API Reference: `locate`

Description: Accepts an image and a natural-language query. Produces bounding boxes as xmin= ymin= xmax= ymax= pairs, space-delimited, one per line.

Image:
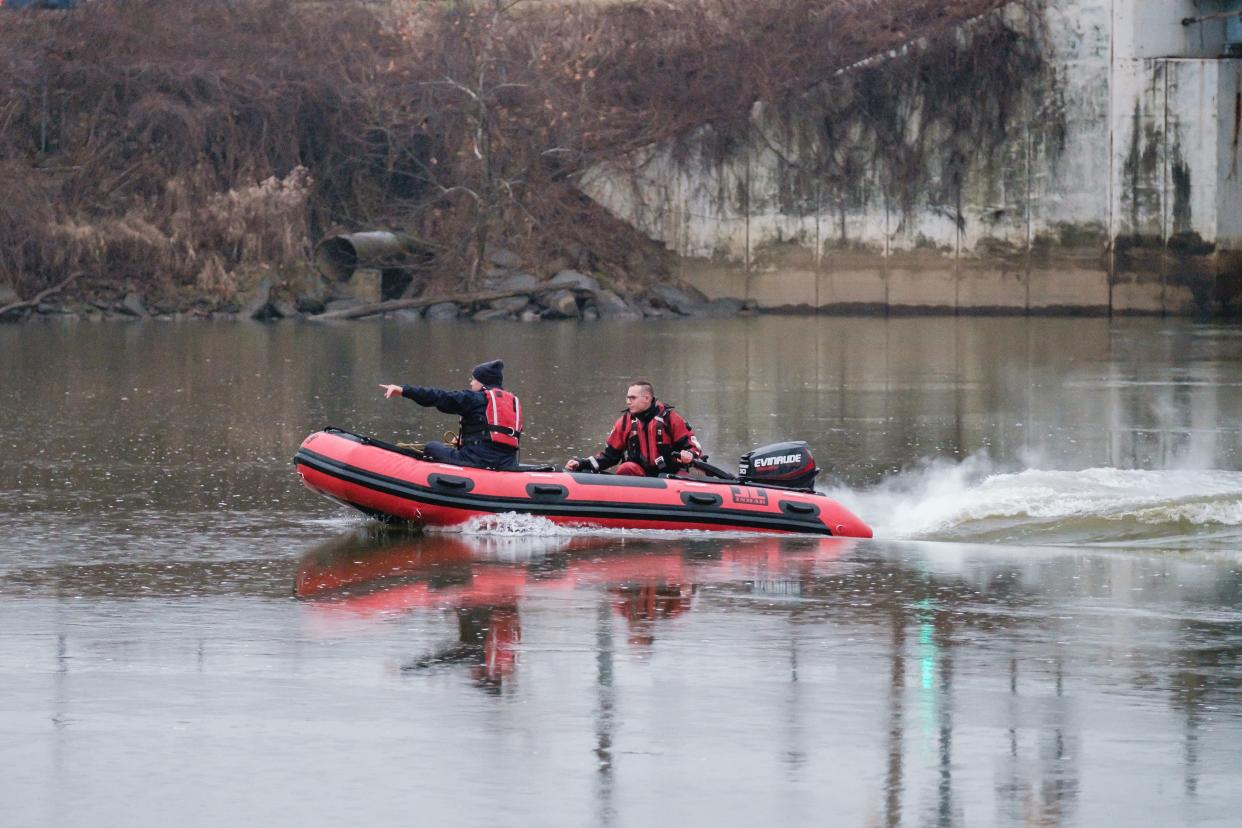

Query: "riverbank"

xmin=0 ymin=0 xmax=1007 ymax=322
xmin=0 ymin=266 xmax=750 ymax=323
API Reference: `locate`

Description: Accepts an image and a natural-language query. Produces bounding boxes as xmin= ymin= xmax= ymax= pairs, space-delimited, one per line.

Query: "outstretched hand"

xmin=379 ymin=384 xmax=404 ymax=399
xmin=565 ymin=458 xmax=580 ymax=471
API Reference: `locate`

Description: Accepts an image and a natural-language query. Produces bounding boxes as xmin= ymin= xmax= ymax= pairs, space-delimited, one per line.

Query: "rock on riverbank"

xmin=1 ymin=260 xmax=756 ymax=324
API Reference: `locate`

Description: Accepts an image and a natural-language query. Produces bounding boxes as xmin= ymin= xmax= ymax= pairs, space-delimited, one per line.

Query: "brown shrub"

xmin=0 ymin=0 xmax=1020 ymax=303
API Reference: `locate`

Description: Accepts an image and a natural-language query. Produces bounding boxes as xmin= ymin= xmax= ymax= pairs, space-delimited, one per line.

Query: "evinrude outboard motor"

xmin=737 ymin=441 xmax=819 ymax=491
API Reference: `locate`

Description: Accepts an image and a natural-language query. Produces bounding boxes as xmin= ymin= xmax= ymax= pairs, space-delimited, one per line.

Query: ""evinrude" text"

xmin=752 ymin=454 xmax=803 ymax=468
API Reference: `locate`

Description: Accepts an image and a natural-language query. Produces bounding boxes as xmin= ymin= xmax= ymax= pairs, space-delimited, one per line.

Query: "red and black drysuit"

xmin=575 ymin=400 xmax=702 ymax=477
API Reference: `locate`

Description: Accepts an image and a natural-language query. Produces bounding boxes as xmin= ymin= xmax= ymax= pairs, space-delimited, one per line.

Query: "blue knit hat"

xmin=472 ymin=359 xmax=504 ymax=387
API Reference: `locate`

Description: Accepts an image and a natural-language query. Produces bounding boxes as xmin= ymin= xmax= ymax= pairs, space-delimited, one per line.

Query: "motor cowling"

xmin=738 ymin=441 xmax=819 ymax=490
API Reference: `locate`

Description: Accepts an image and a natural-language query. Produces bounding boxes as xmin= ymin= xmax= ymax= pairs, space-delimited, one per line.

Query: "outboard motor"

xmin=737 ymin=441 xmax=819 ymax=491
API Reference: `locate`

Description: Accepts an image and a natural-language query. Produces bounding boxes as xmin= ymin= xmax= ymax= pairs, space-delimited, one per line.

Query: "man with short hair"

xmin=566 ymin=381 xmax=702 ymax=476
xmin=380 ymin=359 xmax=522 ymax=470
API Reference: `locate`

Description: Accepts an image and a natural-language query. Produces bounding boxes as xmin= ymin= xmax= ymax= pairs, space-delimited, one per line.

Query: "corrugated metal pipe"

xmin=314 ymin=231 xmax=429 ymax=281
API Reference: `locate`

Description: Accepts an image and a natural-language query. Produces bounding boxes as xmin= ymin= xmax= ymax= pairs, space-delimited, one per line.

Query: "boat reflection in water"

xmin=294 ymin=529 xmax=850 ymax=690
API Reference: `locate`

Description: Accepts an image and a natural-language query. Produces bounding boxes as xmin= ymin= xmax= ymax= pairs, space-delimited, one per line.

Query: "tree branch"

xmin=0 ymin=273 xmax=78 ymax=319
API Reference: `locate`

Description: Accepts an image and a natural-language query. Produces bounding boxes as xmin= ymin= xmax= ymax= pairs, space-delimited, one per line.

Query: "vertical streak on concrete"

xmin=744 ymin=133 xmax=752 ymax=293
xmin=1107 ymin=0 xmax=1118 ymax=313
xmin=1161 ymin=60 xmax=1169 ymax=315
xmin=1025 ymin=101 xmax=1033 ymax=313
xmin=1232 ymin=72 xmax=1241 ymax=181
xmin=884 ymin=191 xmax=892 ymax=310
xmin=816 ymin=179 xmax=823 ymax=309
xmin=681 ymin=168 xmax=690 ymax=277
xmin=954 ymin=163 xmax=962 ymax=313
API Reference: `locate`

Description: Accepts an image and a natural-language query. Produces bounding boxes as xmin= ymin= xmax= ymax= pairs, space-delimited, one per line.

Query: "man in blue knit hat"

xmin=380 ymin=359 xmax=522 ymax=470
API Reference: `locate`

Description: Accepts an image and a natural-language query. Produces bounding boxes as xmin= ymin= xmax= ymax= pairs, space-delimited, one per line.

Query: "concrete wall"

xmin=581 ymin=0 xmax=1242 ymax=315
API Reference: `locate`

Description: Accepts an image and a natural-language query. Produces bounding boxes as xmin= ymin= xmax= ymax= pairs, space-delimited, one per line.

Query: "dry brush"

xmin=0 ymin=0 xmax=1020 ymax=307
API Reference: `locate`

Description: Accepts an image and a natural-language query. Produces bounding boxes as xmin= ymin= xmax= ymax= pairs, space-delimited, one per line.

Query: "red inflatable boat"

xmin=294 ymin=428 xmax=873 ymax=537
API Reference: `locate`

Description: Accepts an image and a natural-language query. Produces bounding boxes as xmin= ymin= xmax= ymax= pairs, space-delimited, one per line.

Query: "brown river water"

xmin=2 ymin=316 xmax=1242 ymax=826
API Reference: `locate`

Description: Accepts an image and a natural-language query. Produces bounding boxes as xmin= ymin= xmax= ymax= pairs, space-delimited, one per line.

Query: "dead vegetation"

xmin=0 ymin=0 xmax=1021 ymax=307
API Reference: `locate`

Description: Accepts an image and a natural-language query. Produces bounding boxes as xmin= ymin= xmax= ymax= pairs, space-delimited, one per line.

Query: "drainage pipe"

xmin=314 ymin=232 xmax=428 ymax=281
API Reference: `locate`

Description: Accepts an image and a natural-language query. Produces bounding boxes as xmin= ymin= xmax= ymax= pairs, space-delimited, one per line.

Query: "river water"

xmin=3 ymin=316 xmax=1242 ymax=826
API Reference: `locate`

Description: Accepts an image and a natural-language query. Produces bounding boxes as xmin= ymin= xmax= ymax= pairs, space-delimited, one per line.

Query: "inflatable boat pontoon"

xmin=294 ymin=428 xmax=873 ymax=537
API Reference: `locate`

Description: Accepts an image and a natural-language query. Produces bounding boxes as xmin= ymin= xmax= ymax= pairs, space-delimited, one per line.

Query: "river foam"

xmin=828 ymin=454 xmax=1242 ymax=548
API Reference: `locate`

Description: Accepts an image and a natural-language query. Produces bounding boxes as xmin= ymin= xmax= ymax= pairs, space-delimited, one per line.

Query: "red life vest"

xmin=624 ymin=403 xmax=675 ymax=471
xmin=482 ymin=388 xmax=522 ymax=448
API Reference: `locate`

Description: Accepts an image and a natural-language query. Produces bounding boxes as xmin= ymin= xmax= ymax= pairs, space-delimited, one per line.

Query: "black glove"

xmin=572 ymin=456 xmax=600 ymax=473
